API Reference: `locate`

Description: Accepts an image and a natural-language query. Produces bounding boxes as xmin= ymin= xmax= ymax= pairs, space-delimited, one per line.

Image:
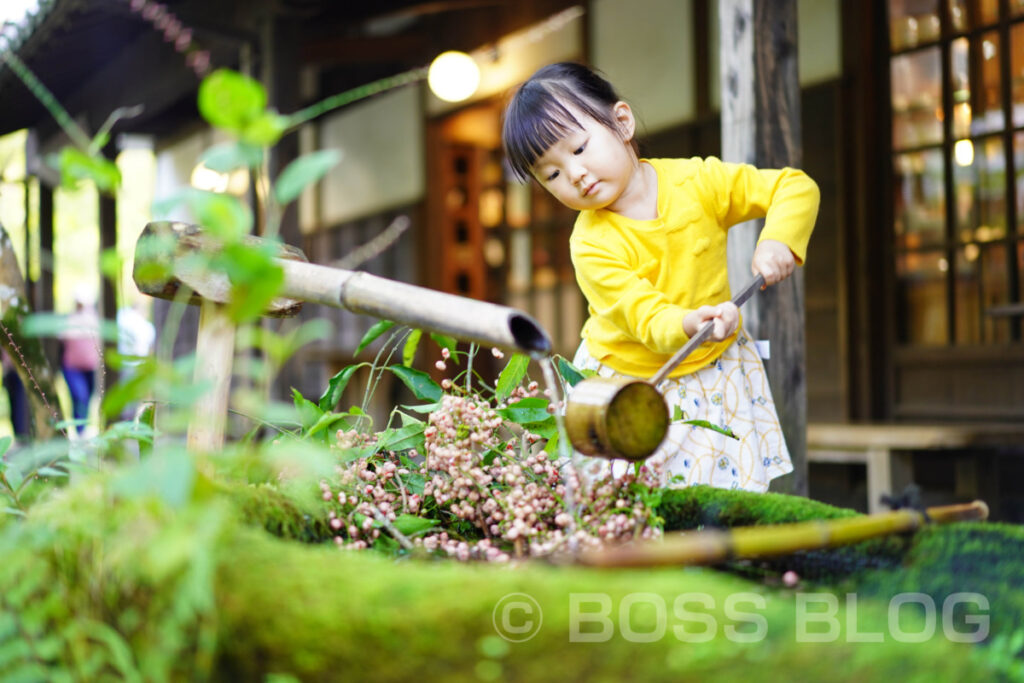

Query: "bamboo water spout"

xmin=133 ymin=221 xmax=552 ymax=355
xmin=573 ymin=500 xmax=990 ymax=568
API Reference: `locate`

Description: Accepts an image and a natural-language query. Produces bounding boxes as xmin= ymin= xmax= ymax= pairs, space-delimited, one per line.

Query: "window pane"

xmin=897 ymin=249 xmax=949 ymax=345
xmin=895 ymin=150 xmax=946 ymax=249
xmin=951 ymin=0 xmax=1000 ymax=30
xmin=954 ymin=137 xmax=1007 ymax=244
xmin=955 ymin=243 xmax=1010 ymax=343
xmin=1012 ymin=0 xmax=1024 ymax=18
xmin=892 ymin=48 xmax=943 ymax=148
xmin=1012 ymin=24 xmax=1024 ymax=127
xmin=952 ymin=32 xmax=1003 ymax=135
xmin=1014 ymin=132 xmax=1024 ymax=236
xmin=890 ymin=0 xmax=940 ymax=50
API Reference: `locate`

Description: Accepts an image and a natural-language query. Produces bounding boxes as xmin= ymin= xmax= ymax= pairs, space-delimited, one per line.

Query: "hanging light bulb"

xmin=428 ymin=51 xmax=480 ymax=103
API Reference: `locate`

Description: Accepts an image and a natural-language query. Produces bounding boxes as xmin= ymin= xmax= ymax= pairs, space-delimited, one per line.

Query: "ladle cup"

xmin=564 ymin=273 xmax=766 ymax=461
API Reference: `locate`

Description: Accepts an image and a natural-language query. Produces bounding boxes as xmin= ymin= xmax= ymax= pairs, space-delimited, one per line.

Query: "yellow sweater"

xmin=569 ymin=156 xmax=819 ymax=378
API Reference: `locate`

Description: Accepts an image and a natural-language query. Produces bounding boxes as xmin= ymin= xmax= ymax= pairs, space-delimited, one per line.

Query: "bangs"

xmin=502 ymin=82 xmax=611 ymax=182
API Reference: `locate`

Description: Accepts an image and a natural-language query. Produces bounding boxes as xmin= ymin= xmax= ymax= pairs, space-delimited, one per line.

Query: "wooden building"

xmin=1 ymin=0 xmax=1022 ymax=515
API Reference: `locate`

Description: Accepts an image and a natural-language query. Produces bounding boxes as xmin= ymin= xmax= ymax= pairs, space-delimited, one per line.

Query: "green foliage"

xmin=494 ymin=352 xmax=530 ymax=402
xmin=53 ymin=147 xmax=122 ymax=192
xmin=198 ymin=69 xmax=265 ymax=127
xmin=273 ymin=150 xmax=342 ymax=205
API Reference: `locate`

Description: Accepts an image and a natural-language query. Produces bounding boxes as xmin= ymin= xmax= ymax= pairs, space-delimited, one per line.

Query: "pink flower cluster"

xmin=319 ymin=386 xmax=665 ymax=562
xmin=127 ymin=0 xmax=210 ymax=77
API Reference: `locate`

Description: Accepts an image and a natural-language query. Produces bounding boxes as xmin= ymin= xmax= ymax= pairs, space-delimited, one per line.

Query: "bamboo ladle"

xmin=565 ymin=273 xmax=766 ymax=461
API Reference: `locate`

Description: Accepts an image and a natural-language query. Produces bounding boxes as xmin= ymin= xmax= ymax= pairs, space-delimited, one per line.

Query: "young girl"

xmin=501 ymin=62 xmax=819 ymax=493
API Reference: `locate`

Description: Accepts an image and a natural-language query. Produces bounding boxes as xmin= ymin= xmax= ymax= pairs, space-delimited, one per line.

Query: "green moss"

xmin=0 ymin=475 xmax=1018 ymax=680
xmin=213 ymin=529 xmax=986 ymax=683
xmin=222 ymin=481 xmax=333 ymax=543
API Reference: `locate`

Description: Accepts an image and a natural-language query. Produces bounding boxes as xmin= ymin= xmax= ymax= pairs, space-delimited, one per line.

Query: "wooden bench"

xmin=807 ymin=423 xmax=1024 ymax=514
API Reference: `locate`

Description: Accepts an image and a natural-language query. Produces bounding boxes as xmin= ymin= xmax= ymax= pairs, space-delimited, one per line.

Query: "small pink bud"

xmin=435 ymin=360 xmax=447 ymax=371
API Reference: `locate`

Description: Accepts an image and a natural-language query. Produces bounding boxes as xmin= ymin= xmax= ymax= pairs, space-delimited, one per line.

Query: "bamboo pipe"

xmin=574 ymin=500 xmax=989 ymax=568
xmin=133 ymin=221 xmax=552 ymax=355
xmin=277 ymin=258 xmax=551 ymax=354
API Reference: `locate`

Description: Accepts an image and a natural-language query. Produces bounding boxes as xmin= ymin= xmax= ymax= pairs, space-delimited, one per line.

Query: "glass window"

xmin=892 ymin=48 xmax=943 ymax=149
xmin=951 ymin=32 xmax=1003 ymax=135
xmin=954 ymin=136 xmax=1007 ymax=244
xmin=1011 ymin=23 xmax=1024 ymax=128
xmin=895 ymin=150 xmax=946 ymax=249
xmin=955 ymin=243 xmax=1010 ymax=343
xmin=891 ymin=0 xmax=1024 ymax=346
xmin=890 ymin=0 xmax=940 ymax=50
xmin=897 ymin=249 xmax=949 ymax=345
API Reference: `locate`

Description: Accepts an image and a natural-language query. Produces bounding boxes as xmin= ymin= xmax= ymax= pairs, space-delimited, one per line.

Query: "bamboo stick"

xmin=575 ymin=500 xmax=989 ymax=569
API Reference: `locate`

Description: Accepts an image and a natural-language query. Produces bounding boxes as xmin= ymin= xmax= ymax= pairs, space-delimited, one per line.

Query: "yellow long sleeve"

xmin=569 ymin=156 xmax=819 ymax=378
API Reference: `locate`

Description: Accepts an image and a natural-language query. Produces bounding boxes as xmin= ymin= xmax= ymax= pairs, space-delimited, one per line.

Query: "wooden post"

xmin=187 ymin=301 xmax=236 ymax=452
xmin=720 ymin=0 xmax=807 ymax=495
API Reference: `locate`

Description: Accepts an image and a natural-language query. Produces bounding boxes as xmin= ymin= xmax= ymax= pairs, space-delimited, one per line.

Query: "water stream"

xmin=537 ymin=355 xmax=580 ymax=551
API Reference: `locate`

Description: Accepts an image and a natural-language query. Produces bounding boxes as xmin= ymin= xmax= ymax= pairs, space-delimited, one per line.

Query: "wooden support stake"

xmin=187 ymin=301 xmax=236 ymax=452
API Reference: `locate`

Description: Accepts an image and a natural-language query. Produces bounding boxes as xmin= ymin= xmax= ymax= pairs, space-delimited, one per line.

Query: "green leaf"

xmin=672 ymin=405 xmax=684 ymax=421
xmin=519 ymin=418 xmax=557 ymax=439
xmin=388 ymin=365 xmax=443 ymax=402
xmin=53 ymin=147 xmax=121 ymax=192
xmin=496 ymin=397 xmax=551 ymax=425
xmin=392 ymin=514 xmax=439 ymax=536
xmin=544 ymin=432 xmax=560 ymax=456
xmin=429 ymin=333 xmax=458 ymax=358
xmin=402 ymin=329 xmax=422 ymax=368
xmin=200 ymin=141 xmax=263 ymax=173
xmin=241 ymin=110 xmax=289 ymax=146
xmin=401 ymin=401 xmax=441 ymax=414
xmin=111 ymin=448 xmax=195 ymax=507
xmin=2 ymin=507 xmax=25 ymax=517
xmin=682 ymin=419 xmax=737 ymax=439
xmin=292 ymin=388 xmax=324 ymax=432
xmin=100 ymin=247 xmax=123 ymax=281
xmin=0 ymin=435 xmax=11 ymax=459
xmin=355 ymin=320 xmax=396 ymax=356
xmin=305 ymin=411 xmax=348 ymax=440
xmin=377 ymin=423 xmax=425 ymax=453
xmin=318 ymin=364 xmax=362 ymax=411
xmin=184 ymin=189 xmax=253 ymax=241
xmin=495 ymin=353 xmax=530 ymax=402
xmin=555 ymin=355 xmax=586 ymax=387
xmin=35 ymin=466 xmax=68 ymax=478
xmin=273 ymin=149 xmax=342 ymax=205
xmin=217 ymin=242 xmax=285 ymax=323
xmin=197 ymin=69 xmax=267 ymax=133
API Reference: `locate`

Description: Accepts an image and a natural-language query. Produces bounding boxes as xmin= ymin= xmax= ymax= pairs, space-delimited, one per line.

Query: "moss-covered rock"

xmin=0 ymin=472 xmax=1012 ymax=681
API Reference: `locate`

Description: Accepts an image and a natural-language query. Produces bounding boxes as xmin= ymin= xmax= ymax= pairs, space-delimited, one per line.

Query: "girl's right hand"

xmin=683 ymin=302 xmax=739 ymax=341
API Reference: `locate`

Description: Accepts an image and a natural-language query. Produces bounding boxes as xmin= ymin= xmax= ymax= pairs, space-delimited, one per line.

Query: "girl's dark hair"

xmin=501 ymin=62 xmax=632 ymax=181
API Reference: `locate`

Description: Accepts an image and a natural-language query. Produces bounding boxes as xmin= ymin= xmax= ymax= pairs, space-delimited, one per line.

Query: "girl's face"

xmin=530 ymin=101 xmax=641 ymax=213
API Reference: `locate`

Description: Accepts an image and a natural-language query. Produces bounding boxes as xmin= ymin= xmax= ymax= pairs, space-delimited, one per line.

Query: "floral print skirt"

xmin=571 ymin=329 xmax=792 ymax=492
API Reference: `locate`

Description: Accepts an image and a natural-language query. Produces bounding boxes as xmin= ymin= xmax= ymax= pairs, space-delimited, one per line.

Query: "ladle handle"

xmin=649 ymin=273 xmax=766 ymax=386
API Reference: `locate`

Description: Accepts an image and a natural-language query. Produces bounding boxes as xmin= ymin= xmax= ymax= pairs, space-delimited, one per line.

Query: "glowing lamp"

xmin=428 ymin=51 xmax=480 ymax=102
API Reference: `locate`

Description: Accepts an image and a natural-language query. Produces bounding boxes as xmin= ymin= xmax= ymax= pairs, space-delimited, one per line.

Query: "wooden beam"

xmin=719 ymin=0 xmax=807 ymax=496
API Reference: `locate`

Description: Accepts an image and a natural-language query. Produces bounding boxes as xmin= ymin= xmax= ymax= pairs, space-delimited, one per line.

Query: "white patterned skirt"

xmin=570 ymin=330 xmax=792 ymax=493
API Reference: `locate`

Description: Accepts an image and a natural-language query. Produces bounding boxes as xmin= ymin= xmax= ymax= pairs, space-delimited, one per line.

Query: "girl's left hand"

xmin=751 ymin=239 xmax=796 ymax=285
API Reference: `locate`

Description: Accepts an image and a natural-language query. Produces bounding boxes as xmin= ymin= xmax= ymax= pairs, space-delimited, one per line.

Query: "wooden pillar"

xmin=99 ymin=156 xmax=118 ymax=390
xmin=720 ymin=0 xmax=807 ymax=495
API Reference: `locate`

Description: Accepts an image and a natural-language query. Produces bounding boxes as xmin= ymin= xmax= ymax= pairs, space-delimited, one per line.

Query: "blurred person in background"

xmin=59 ymin=287 xmax=101 ymax=435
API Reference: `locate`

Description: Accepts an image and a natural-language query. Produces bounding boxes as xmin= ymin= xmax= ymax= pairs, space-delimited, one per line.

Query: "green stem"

xmin=0 ymin=50 xmax=93 ymax=150
xmin=285 ymin=67 xmax=428 ymax=130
